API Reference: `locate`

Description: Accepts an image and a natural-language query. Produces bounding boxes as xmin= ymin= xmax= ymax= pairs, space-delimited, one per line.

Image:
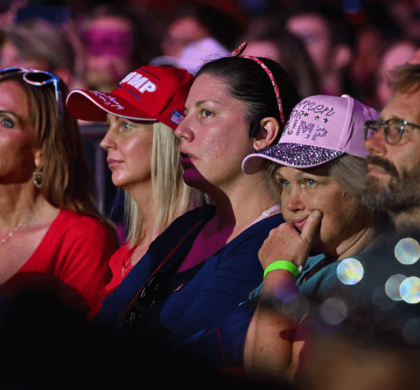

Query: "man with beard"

xmin=363 ymin=63 xmax=420 ymax=231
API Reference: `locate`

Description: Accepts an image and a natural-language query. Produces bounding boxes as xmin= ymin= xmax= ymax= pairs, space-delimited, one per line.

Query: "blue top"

xmin=297 ymin=254 xmax=327 ymax=293
xmin=297 ymin=231 xmax=420 ymax=306
xmin=222 ymin=229 xmax=420 ymax=366
xmin=291 ymin=230 xmax=420 ymax=346
xmin=95 ymin=205 xmax=284 ymax=366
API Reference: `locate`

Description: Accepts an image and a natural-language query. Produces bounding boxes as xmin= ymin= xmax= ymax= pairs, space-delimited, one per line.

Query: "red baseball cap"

xmin=66 ymin=66 xmax=194 ymax=130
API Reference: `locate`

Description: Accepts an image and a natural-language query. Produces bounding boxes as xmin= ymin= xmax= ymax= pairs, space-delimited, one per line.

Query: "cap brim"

xmin=242 ymin=143 xmax=343 ymax=174
xmin=66 ymin=90 xmax=158 ymax=122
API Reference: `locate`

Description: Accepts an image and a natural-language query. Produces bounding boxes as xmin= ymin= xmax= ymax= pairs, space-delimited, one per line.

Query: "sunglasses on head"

xmin=0 ymin=67 xmax=63 ymax=122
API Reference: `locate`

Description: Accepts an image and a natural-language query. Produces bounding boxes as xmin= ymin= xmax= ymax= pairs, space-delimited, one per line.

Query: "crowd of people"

xmin=1 ymin=0 xmax=420 ymax=389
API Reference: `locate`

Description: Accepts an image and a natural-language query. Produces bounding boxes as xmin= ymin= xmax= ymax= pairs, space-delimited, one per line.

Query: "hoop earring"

xmin=33 ymin=172 xmax=42 ymax=189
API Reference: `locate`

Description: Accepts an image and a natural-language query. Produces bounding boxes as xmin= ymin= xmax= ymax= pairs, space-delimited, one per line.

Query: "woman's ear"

xmin=253 ymin=117 xmax=280 ymax=151
xmin=34 ymin=148 xmax=44 ymax=169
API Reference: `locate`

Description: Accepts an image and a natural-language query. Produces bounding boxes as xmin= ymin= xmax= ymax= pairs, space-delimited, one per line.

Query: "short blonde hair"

xmin=125 ymin=121 xmax=204 ymax=247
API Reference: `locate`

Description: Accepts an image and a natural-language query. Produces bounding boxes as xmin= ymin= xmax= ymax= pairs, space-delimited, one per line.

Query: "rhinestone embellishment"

xmin=255 ymin=143 xmax=342 ymax=167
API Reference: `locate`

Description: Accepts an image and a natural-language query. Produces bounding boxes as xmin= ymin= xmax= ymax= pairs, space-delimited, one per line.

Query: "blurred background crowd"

xmin=0 ymin=0 xmax=417 ymax=239
xmin=2 ymin=1 xmax=420 ymax=389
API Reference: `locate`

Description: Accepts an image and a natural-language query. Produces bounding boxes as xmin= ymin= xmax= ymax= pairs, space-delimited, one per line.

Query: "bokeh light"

xmin=394 ymin=238 xmax=420 ymax=265
xmin=372 ymin=285 xmax=398 ymax=311
xmin=320 ymin=297 xmax=347 ymax=325
xmin=337 ymin=258 xmax=364 ymax=285
xmin=385 ymin=274 xmax=406 ymax=301
xmin=399 ymin=276 xmax=420 ymax=304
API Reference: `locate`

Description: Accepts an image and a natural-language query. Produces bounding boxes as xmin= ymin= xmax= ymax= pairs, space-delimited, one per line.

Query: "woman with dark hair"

xmin=95 ymin=43 xmax=300 ymax=364
xmin=0 ymin=68 xmax=116 ymax=311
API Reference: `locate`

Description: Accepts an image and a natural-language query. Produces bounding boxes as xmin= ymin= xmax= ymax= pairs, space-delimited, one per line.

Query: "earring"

xmin=33 ymin=172 xmax=42 ymax=189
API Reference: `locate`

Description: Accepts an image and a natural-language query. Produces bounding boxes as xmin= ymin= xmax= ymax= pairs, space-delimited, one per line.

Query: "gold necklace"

xmin=0 ymin=198 xmax=44 ymax=245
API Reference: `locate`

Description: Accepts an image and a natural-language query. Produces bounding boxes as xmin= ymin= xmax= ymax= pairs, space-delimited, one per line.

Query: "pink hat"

xmin=242 ymin=94 xmax=379 ymax=174
xmin=66 ymin=66 xmax=194 ymax=130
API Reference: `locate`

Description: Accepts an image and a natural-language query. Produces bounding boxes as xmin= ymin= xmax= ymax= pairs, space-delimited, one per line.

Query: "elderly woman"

xmin=94 ymin=43 xmax=300 ymax=364
xmin=0 ymin=68 xmax=116 ymax=311
xmin=66 ymin=65 xmax=204 ymax=316
xmin=242 ymin=94 xmax=380 ymax=380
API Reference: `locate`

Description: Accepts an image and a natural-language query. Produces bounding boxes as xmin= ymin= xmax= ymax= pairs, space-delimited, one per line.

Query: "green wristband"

xmin=264 ymin=261 xmax=299 ymax=278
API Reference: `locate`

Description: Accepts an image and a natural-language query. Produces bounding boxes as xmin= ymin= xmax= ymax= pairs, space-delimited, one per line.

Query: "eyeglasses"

xmin=364 ymin=118 xmax=420 ymax=145
xmin=124 ymin=271 xmax=169 ymax=333
xmin=0 ymin=67 xmax=63 ymax=122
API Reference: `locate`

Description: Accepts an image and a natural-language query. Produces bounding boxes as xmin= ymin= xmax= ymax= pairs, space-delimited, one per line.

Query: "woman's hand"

xmin=258 ymin=210 xmax=322 ymax=270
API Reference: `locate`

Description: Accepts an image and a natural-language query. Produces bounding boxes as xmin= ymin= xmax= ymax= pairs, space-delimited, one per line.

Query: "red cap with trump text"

xmin=66 ymin=66 xmax=194 ymax=130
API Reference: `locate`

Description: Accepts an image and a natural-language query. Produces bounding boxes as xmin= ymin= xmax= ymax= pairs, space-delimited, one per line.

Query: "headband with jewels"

xmin=242 ymin=94 xmax=379 ymax=173
xmin=231 ymin=42 xmax=285 ymax=126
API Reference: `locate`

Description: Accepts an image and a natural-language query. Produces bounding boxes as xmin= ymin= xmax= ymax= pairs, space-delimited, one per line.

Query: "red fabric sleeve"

xmin=51 ymin=215 xmax=115 ymax=309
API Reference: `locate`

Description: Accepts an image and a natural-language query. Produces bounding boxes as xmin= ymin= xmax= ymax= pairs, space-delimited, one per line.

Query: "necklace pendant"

xmin=0 ymin=197 xmax=44 ymax=246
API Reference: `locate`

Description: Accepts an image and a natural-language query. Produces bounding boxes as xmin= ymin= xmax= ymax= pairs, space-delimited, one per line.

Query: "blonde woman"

xmin=66 ymin=66 xmax=203 ymax=314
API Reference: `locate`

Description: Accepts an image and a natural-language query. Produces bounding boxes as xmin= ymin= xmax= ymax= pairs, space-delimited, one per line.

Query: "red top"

xmin=0 ymin=209 xmax=115 ymax=310
xmin=90 ymin=243 xmax=137 ymax=318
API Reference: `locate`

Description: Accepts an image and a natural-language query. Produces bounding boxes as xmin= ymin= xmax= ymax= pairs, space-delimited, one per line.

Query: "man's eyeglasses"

xmin=364 ymin=118 xmax=420 ymax=145
xmin=0 ymin=67 xmax=63 ymax=122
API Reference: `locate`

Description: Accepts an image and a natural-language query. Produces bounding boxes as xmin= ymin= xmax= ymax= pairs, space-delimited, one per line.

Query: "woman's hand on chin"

xmin=258 ymin=210 xmax=323 ymax=269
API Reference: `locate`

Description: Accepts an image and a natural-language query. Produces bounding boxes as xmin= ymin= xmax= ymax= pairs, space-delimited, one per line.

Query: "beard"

xmin=362 ymin=155 xmax=420 ymax=214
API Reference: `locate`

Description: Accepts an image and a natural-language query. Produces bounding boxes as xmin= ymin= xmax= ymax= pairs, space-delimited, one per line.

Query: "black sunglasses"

xmin=124 ymin=271 xmax=170 ymax=332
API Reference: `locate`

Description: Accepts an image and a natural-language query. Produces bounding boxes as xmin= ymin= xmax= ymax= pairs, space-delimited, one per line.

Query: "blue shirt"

xmin=95 ymin=205 xmax=284 ymax=366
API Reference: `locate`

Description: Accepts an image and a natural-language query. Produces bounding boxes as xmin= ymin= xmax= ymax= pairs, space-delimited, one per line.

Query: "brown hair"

xmin=388 ymin=63 xmax=420 ymax=94
xmin=0 ymin=71 xmax=105 ymax=222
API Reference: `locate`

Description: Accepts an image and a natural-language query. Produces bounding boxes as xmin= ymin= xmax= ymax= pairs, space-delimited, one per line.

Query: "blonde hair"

xmin=125 ymin=121 xmax=204 ymax=247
